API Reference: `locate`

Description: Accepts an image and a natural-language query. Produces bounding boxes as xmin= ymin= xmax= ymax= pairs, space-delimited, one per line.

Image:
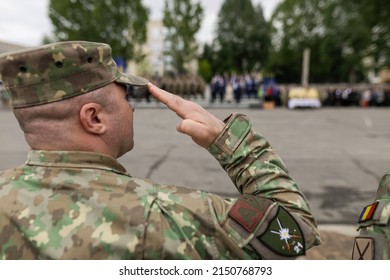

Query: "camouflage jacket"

xmin=0 ymin=113 xmax=320 ymax=259
xmin=352 ymin=171 xmax=390 ymax=259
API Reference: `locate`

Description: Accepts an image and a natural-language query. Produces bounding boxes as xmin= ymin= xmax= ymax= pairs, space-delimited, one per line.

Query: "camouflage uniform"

xmin=0 ymin=41 xmax=321 ymax=259
xmin=352 ymin=171 xmax=390 ymax=260
xmin=0 ymin=113 xmax=320 ymax=259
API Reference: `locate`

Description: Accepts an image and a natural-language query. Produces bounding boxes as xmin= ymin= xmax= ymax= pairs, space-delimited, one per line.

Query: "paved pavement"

xmin=1 ymin=101 xmax=389 ymax=238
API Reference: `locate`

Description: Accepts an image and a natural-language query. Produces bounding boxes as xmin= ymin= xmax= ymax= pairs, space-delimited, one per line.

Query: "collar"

xmin=26 ymin=150 xmax=129 ymax=175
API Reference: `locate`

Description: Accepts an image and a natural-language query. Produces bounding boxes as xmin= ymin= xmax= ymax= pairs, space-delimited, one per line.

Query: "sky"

xmin=0 ymin=0 xmax=280 ymax=47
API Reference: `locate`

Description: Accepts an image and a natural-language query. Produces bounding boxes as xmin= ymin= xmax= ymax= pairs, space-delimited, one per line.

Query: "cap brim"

xmin=115 ymin=73 xmax=149 ymax=87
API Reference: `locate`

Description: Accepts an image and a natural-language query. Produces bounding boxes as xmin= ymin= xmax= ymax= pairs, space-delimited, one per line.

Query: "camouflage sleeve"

xmin=352 ymin=172 xmax=390 ymax=260
xmin=207 ymin=113 xmax=321 ymax=259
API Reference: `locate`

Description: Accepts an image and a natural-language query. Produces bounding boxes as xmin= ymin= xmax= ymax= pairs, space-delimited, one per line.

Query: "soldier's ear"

xmin=79 ymin=103 xmax=107 ymax=135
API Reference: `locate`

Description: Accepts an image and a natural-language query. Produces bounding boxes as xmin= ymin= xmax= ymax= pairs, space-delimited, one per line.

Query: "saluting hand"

xmin=147 ymin=83 xmax=225 ymax=148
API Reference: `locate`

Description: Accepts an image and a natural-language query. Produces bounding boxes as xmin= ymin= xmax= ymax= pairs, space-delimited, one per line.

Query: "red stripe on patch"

xmin=229 ymin=201 xmax=262 ymax=232
xmin=366 ymin=201 xmax=378 ymax=220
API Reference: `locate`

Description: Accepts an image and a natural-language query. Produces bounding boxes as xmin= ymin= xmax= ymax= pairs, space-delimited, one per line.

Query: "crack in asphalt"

xmin=145 ymin=145 xmax=175 ymax=179
xmin=349 ymin=156 xmax=381 ymax=182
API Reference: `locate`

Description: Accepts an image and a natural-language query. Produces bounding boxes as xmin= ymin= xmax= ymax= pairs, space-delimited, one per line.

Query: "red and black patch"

xmin=228 ymin=195 xmax=272 ymax=233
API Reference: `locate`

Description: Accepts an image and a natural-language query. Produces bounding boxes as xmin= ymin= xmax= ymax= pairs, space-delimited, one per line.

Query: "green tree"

xmin=163 ymin=0 xmax=203 ymax=74
xmin=213 ymin=0 xmax=270 ymax=74
xmin=357 ymin=0 xmax=390 ymax=69
xmin=269 ymin=0 xmax=332 ymax=83
xmin=268 ymin=0 xmax=378 ymax=83
xmin=48 ymin=0 xmax=149 ymax=62
xmin=198 ymin=59 xmax=212 ymax=82
xmin=198 ymin=43 xmax=217 ymax=79
xmin=325 ymin=1 xmax=371 ymax=82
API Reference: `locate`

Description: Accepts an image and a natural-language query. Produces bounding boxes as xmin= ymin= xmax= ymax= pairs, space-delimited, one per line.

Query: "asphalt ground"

xmin=1 ymin=100 xmax=389 ymax=246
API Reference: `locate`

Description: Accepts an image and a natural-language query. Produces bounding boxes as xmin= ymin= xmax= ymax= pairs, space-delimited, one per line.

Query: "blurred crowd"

xmin=2 ymin=77 xmax=390 ymax=109
xmin=208 ymin=75 xmax=390 ymax=108
xmin=322 ymin=86 xmax=390 ymax=107
xmin=209 ymin=74 xmax=262 ymax=104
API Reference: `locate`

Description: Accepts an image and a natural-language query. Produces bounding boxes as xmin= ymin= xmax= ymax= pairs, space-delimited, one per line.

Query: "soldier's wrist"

xmin=207 ymin=113 xmax=251 ymax=159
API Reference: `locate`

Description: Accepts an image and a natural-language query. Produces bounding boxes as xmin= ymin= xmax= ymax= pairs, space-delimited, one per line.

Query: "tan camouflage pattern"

xmin=0 ymin=41 xmax=148 ymax=108
xmin=353 ymin=171 xmax=390 ymax=259
xmin=0 ymin=113 xmax=320 ymax=259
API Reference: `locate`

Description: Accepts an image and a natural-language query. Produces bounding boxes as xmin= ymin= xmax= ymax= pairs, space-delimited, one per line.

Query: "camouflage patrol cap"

xmin=0 ymin=41 xmax=148 ymax=108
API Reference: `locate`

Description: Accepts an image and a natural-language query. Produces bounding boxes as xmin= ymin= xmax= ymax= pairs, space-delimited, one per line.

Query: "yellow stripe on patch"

xmin=362 ymin=205 xmax=372 ymax=220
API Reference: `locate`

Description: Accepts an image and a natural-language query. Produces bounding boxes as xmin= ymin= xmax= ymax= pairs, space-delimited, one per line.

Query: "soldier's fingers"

xmin=176 ymin=119 xmax=211 ymax=148
xmin=148 ymin=83 xmax=183 ymax=113
xmin=148 ymin=82 xmax=173 ymax=104
xmin=148 ymin=83 xmax=188 ymax=117
xmin=177 ymin=119 xmax=199 ymax=135
xmin=148 ymin=82 xmax=225 ymax=143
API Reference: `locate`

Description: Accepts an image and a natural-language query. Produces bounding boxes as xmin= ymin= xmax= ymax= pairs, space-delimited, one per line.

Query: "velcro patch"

xmin=228 ymin=195 xmax=272 ymax=233
xmin=358 ymin=201 xmax=379 ymax=223
xmin=258 ymin=207 xmax=305 ymax=257
xmin=352 ymin=237 xmax=374 ymax=260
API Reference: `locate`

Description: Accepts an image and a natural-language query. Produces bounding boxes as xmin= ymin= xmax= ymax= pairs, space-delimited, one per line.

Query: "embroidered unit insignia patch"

xmin=258 ymin=207 xmax=305 ymax=257
xmin=352 ymin=237 xmax=374 ymax=260
xmin=228 ymin=195 xmax=272 ymax=232
xmin=358 ymin=201 xmax=379 ymax=223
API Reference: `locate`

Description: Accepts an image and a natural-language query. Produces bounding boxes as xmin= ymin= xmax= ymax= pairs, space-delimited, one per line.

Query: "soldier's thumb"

xmin=176 ymin=119 xmax=209 ymax=147
xmin=177 ymin=119 xmax=196 ymax=135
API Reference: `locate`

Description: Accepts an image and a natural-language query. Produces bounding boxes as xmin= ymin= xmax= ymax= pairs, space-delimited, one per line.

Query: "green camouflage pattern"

xmin=0 ymin=41 xmax=148 ymax=108
xmin=354 ymin=171 xmax=390 ymax=259
xmin=0 ymin=113 xmax=320 ymax=259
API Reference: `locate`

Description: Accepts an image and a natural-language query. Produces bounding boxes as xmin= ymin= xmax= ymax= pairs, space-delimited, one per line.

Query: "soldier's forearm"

xmin=207 ymin=113 xmax=317 ymax=227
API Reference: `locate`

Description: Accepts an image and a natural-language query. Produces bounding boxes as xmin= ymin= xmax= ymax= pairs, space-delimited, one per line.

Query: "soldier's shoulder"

xmin=0 ymin=165 xmax=27 ymax=182
xmin=353 ymin=198 xmax=390 ymax=259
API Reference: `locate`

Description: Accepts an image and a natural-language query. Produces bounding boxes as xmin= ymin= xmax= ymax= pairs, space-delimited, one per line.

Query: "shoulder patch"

xmin=258 ymin=206 xmax=305 ymax=257
xmin=358 ymin=201 xmax=379 ymax=223
xmin=352 ymin=237 xmax=374 ymax=260
xmin=228 ymin=195 xmax=272 ymax=233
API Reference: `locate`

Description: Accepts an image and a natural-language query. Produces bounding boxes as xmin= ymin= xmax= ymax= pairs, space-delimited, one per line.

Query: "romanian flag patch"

xmin=358 ymin=201 xmax=379 ymax=223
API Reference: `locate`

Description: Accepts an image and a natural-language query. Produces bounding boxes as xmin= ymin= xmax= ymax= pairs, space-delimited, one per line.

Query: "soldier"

xmin=352 ymin=172 xmax=390 ymax=259
xmin=0 ymin=41 xmax=320 ymax=259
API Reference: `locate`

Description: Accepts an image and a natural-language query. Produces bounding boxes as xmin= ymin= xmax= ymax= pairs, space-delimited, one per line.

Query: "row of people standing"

xmin=323 ymin=86 xmax=390 ymax=107
xmin=210 ymin=74 xmax=260 ymax=104
xmin=128 ymin=74 xmax=207 ymax=102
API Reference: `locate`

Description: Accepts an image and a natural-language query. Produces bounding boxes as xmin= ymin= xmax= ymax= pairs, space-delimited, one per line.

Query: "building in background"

xmin=0 ymin=41 xmax=26 ymax=56
xmin=127 ymin=20 xmax=198 ymax=77
xmin=127 ymin=20 xmax=166 ymax=77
